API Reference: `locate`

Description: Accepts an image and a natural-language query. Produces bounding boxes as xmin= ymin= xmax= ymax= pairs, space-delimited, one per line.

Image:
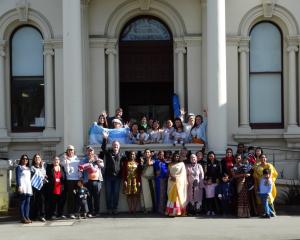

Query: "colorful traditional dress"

xmin=122 ymin=160 xmax=141 ymax=195
xmin=233 ymin=163 xmax=251 ymax=218
xmin=165 ymin=162 xmax=188 ymax=216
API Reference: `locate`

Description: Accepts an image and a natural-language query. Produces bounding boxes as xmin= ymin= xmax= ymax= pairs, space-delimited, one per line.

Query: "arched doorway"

xmin=119 ymin=16 xmax=173 ymax=123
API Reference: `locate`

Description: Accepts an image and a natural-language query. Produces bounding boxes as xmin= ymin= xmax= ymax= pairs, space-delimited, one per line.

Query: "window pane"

xmin=11 ymin=77 xmax=45 ymax=129
xmin=249 ymin=74 xmax=281 ymax=123
xmin=12 ymin=27 xmax=43 ymax=76
xmin=250 ymin=22 xmax=281 ymax=72
xmin=121 ymin=18 xmax=171 ymax=41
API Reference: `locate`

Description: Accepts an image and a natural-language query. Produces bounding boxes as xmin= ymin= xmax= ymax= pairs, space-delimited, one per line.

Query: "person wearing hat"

xmin=107 ymin=118 xmax=130 ymax=144
xmin=61 ymin=145 xmax=81 ymax=219
xmin=107 ymin=107 xmax=125 ymax=128
xmin=79 ymin=146 xmax=104 ymax=217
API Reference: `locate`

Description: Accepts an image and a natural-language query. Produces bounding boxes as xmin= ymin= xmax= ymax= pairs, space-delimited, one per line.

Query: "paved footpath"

xmin=0 ymin=215 xmax=300 ymax=240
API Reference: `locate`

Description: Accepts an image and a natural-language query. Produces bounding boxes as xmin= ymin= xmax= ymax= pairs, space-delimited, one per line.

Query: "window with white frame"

xmin=10 ymin=26 xmax=45 ymax=132
xmin=249 ymin=22 xmax=283 ymax=129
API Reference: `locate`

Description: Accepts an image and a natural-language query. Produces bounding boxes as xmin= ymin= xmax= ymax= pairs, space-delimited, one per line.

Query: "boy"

xmin=74 ymin=180 xmax=89 ymax=219
xmin=258 ymin=169 xmax=275 ymax=218
xmin=216 ymin=173 xmax=233 ymax=216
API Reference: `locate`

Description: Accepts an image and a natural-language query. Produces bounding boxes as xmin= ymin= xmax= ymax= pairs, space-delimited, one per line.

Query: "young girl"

xmin=162 ymin=120 xmax=174 ymax=144
xmin=30 ymin=153 xmax=47 ymax=222
xmin=204 ymin=177 xmax=218 ymax=216
xmin=186 ymin=154 xmax=204 ymax=214
xmin=16 ymin=154 xmax=32 ymax=223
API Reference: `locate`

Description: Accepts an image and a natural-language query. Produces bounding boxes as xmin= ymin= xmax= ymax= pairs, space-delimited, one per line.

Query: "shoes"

xmin=211 ymin=211 xmax=216 ymax=216
xmin=76 ymin=215 xmax=81 ymax=220
xmin=40 ymin=217 xmax=46 ymax=222
xmin=60 ymin=215 xmax=67 ymax=219
xmin=87 ymin=213 xmax=93 ymax=218
xmin=82 ymin=214 xmax=87 ymax=219
xmin=260 ymin=214 xmax=271 ymax=219
xmin=26 ymin=218 xmax=32 ymax=223
xmin=69 ymin=214 xmax=76 ymax=219
xmin=21 ymin=218 xmax=30 ymax=224
xmin=112 ymin=209 xmax=118 ymax=215
xmin=51 ymin=215 xmax=57 ymax=220
xmin=206 ymin=211 xmax=211 ymax=216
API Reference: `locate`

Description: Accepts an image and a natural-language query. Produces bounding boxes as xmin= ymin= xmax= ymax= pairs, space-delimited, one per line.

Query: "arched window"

xmin=10 ymin=26 xmax=45 ymax=132
xmin=249 ymin=22 xmax=283 ymax=128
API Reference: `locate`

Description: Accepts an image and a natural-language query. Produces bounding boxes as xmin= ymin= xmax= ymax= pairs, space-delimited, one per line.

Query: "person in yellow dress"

xmin=122 ymin=151 xmax=142 ymax=213
xmin=165 ymin=152 xmax=188 ymax=216
xmin=253 ymin=154 xmax=278 ymax=215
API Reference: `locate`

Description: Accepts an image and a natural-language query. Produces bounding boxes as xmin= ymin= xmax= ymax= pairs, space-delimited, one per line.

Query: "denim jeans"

xmin=259 ymin=193 xmax=274 ymax=216
xmin=105 ymin=175 xmax=121 ymax=210
xmin=20 ymin=194 xmax=31 ymax=219
xmin=87 ymin=180 xmax=101 ymax=214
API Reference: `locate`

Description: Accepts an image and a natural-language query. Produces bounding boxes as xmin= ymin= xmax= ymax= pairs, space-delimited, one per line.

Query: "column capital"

xmin=287 ymin=46 xmax=298 ymax=53
xmin=238 ymin=46 xmax=249 ymax=53
xmin=175 ymin=47 xmax=186 ymax=54
xmin=238 ymin=37 xmax=250 ymax=53
xmin=43 ymin=42 xmax=55 ymax=56
xmin=105 ymin=47 xmax=117 ymax=55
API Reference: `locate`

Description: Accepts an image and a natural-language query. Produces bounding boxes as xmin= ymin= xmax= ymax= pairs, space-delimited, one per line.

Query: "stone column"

xmin=105 ymin=45 xmax=117 ymax=116
xmin=287 ymin=44 xmax=298 ymax=128
xmin=0 ymin=41 xmax=7 ymax=136
xmin=201 ymin=0 xmax=208 ymax=110
xmin=175 ymin=44 xmax=186 ymax=110
xmin=43 ymin=43 xmax=55 ymax=134
xmin=206 ymin=0 xmax=227 ymax=153
xmin=63 ymin=0 xmax=84 ymax=152
xmin=238 ymin=38 xmax=251 ymax=131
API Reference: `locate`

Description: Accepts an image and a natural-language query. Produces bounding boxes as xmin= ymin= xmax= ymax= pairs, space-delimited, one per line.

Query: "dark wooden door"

xmin=119 ymin=41 xmax=173 ymax=122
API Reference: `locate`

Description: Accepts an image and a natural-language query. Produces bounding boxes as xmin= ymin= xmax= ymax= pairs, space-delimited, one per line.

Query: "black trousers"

xmin=30 ymin=187 xmax=46 ymax=219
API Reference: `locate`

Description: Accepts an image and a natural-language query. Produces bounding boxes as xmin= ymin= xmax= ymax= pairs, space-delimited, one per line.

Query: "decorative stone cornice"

xmin=286 ymin=35 xmax=300 ymax=47
xmin=174 ymin=38 xmax=186 ymax=48
xmin=238 ymin=37 xmax=250 ymax=52
xmin=226 ymin=36 xmax=241 ymax=46
xmin=43 ymin=39 xmax=63 ymax=49
xmin=184 ymin=36 xmax=202 ymax=47
xmin=0 ymin=40 xmax=6 ymax=57
xmin=16 ymin=0 xmax=29 ymax=22
xmin=138 ymin=0 xmax=151 ymax=11
xmin=89 ymin=38 xmax=107 ymax=48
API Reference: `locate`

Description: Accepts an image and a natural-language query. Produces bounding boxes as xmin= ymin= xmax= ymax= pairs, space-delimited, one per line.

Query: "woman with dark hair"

xmin=141 ymin=149 xmax=155 ymax=213
xmin=170 ymin=117 xmax=187 ymax=146
xmin=254 ymin=147 xmax=263 ymax=163
xmin=46 ymin=156 xmax=67 ymax=219
xmin=232 ymin=154 xmax=251 ymax=218
xmin=221 ymin=148 xmax=235 ymax=177
xmin=16 ymin=154 xmax=32 ymax=223
xmin=189 ymin=110 xmax=208 ymax=144
xmin=165 ymin=152 xmax=188 ymax=216
xmin=88 ymin=113 xmax=109 ymax=145
xmin=149 ymin=120 xmax=162 ymax=143
xmin=206 ymin=151 xmax=222 ymax=183
xmin=128 ymin=122 xmax=139 ymax=144
xmin=30 ymin=153 xmax=47 ymax=222
xmin=122 ymin=151 xmax=142 ymax=213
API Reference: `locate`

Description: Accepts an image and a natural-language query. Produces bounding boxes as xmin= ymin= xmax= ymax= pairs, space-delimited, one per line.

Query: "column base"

xmin=0 ymin=128 xmax=8 ymax=137
xmin=285 ymin=124 xmax=300 ymax=134
xmin=43 ymin=128 xmax=56 ymax=137
xmin=237 ymin=125 xmax=252 ymax=134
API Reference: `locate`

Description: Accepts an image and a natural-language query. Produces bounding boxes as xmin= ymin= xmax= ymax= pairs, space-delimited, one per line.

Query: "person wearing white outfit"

xmin=16 ymin=154 xmax=33 ymax=224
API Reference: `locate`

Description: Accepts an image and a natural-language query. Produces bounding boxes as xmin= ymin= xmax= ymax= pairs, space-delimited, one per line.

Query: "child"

xmin=258 ymin=169 xmax=275 ymax=218
xmin=137 ymin=126 xmax=149 ymax=145
xmin=73 ymin=180 xmax=89 ymax=219
xmin=204 ymin=177 xmax=218 ymax=216
xmin=216 ymin=173 xmax=233 ymax=216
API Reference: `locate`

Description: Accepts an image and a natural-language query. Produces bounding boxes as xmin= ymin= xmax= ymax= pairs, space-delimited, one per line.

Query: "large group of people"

xmin=15 ymin=108 xmax=278 ymax=223
xmin=88 ymin=108 xmax=208 ymax=146
xmin=16 ymin=138 xmax=278 ymax=224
